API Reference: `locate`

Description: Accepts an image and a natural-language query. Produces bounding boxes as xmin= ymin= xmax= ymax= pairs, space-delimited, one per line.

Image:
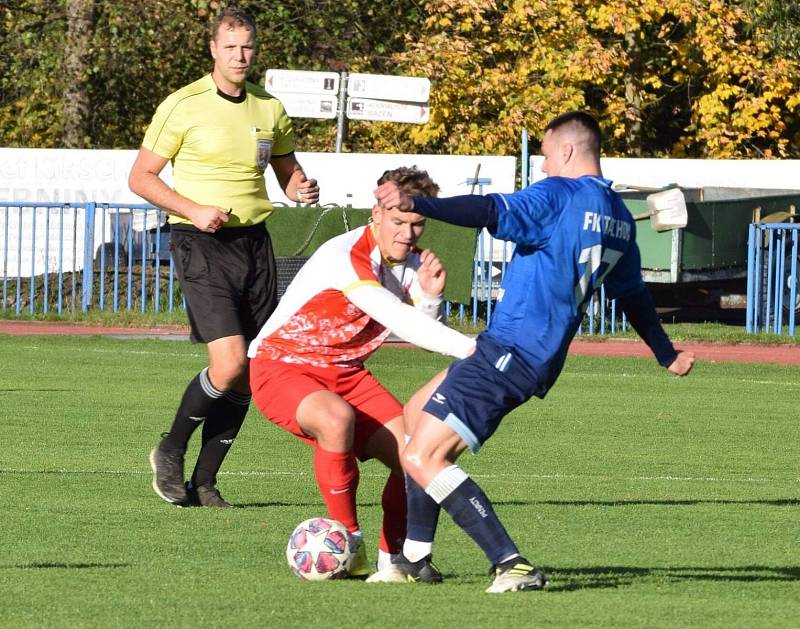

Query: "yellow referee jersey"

xmin=142 ymin=74 xmax=296 ymax=227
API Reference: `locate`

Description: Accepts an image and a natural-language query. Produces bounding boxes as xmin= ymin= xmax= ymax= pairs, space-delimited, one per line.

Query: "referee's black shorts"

xmin=170 ymin=223 xmax=278 ymax=344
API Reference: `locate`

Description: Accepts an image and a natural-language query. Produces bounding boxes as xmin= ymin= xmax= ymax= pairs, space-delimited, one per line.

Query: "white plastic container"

xmin=646 ymin=188 xmax=688 ymax=232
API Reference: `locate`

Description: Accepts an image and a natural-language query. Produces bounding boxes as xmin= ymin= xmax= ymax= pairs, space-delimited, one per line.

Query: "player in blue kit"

xmin=367 ymin=111 xmax=695 ymax=592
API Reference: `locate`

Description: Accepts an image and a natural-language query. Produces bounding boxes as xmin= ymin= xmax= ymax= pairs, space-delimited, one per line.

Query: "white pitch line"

xmin=562 ymin=372 xmax=800 ymax=388
xmin=6 ymin=344 xmax=205 ymax=359
xmin=1 ymin=468 xmax=796 ymax=484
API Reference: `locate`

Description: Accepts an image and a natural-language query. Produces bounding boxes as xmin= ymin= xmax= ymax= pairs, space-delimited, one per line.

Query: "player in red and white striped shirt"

xmin=248 ymin=167 xmax=474 ymax=576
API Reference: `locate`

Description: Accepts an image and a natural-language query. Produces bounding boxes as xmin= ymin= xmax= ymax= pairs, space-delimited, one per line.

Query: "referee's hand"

xmin=296 ymin=174 xmax=320 ymax=205
xmin=191 ymin=205 xmax=230 ymax=233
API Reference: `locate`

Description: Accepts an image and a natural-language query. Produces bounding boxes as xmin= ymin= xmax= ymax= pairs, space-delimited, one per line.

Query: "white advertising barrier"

xmin=529 ymin=156 xmax=800 ymax=190
xmin=0 ymin=148 xmax=514 ymax=208
xmin=264 ymin=152 xmax=514 ymax=208
xmin=0 ymin=148 xmax=515 ymax=276
xmin=0 ymin=149 xmax=144 ymax=205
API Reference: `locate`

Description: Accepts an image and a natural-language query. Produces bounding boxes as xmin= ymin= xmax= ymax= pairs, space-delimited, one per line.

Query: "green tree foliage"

xmin=1 ymin=0 xmax=799 ymax=157
xmin=382 ymin=0 xmax=800 ymax=158
xmin=742 ymin=0 xmax=800 ymax=62
xmin=0 ymin=0 xmax=423 ymax=150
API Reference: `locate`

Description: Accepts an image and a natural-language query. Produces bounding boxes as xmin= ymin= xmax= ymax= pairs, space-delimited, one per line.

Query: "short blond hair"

xmin=377 ymin=166 xmax=439 ymax=198
xmin=212 ymin=6 xmax=256 ymax=42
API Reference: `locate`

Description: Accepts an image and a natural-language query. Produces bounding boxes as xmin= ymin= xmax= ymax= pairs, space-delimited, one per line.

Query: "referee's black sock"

xmin=160 ymin=368 xmax=223 ymax=452
xmin=191 ymin=390 xmax=250 ymax=488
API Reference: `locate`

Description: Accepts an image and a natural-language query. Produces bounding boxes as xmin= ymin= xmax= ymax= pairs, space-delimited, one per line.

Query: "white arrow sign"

xmin=347 ymin=98 xmax=430 ymax=124
xmin=270 ymin=93 xmax=338 ymax=119
xmin=347 ymin=73 xmax=430 ymax=102
xmin=264 ymin=69 xmax=340 ymax=95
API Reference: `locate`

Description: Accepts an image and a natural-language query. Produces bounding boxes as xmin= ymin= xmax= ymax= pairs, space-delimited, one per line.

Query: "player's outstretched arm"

xmin=617 ymin=287 xmax=684 ymax=369
xmin=374 ymin=181 xmax=415 ymax=211
xmin=346 ymin=284 xmax=474 ymax=358
xmin=375 ymin=182 xmax=498 ymax=229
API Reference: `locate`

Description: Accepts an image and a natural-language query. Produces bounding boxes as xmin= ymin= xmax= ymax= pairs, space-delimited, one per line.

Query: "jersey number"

xmin=574 ymin=245 xmax=623 ymax=308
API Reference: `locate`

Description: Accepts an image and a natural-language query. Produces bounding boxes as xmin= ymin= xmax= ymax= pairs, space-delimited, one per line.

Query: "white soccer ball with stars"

xmin=286 ymin=517 xmax=353 ymax=580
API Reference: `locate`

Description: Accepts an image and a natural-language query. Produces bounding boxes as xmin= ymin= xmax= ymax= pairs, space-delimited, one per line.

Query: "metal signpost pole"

xmin=335 ymin=71 xmax=348 ymax=153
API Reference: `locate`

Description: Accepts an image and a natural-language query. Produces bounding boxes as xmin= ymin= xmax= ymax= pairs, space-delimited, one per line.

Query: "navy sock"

xmin=429 ymin=467 xmax=519 ymax=565
xmin=405 ymin=474 xmax=441 ymax=543
xmin=160 ymin=368 xmax=222 ymax=451
xmin=191 ymin=390 xmax=250 ymax=487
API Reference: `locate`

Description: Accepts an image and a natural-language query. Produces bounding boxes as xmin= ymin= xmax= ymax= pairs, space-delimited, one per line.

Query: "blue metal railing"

xmin=0 ymin=202 xmax=175 ymax=315
xmin=0 ymin=200 xmax=628 ymax=334
xmin=746 ymin=222 xmax=799 ymax=336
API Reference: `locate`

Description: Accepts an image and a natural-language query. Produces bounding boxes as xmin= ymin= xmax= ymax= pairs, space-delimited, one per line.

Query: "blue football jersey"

xmin=485 ymin=175 xmax=644 ymax=396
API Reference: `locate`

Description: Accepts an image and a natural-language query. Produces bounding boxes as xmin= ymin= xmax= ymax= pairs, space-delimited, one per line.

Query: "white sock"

xmin=403 ymin=539 xmax=433 ymax=563
xmin=377 ymin=550 xmax=395 ymax=571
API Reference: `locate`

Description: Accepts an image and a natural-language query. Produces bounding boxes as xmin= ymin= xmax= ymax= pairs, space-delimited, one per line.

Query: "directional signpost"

xmin=263 ymin=69 xmax=340 ymax=120
xmin=346 ymin=73 xmax=430 ymax=102
xmin=264 ymin=69 xmax=340 ymax=96
xmin=264 ymin=69 xmax=431 ymax=151
xmin=267 ymin=92 xmax=338 ymax=119
xmin=347 ymin=98 xmax=430 ymax=124
xmin=345 ymin=73 xmax=430 ymax=124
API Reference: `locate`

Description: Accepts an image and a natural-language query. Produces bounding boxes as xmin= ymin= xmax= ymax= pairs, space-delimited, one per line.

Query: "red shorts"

xmin=249 ymin=358 xmax=403 ymax=460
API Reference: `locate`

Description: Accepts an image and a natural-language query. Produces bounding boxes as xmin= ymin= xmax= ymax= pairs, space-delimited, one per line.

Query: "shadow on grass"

xmin=8 ymin=562 xmax=131 ymax=570
xmin=237 ymin=498 xmax=799 ymax=508
xmin=493 ymin=499 xmax=800 ymax=507
xmin=546 ymin=565 xmax=800 ymax=592
xmin=0 ymin=388 xmax=74 ymax=392
xmin=238 ymin=500 xmax=384 ymax=508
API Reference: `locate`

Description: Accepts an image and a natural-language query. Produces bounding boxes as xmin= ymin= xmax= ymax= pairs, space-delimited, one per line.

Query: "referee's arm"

xmin=128 ymin=147 xmax=228 ymax=233
xmin=272 ymin=153 xmax=319 ymax=205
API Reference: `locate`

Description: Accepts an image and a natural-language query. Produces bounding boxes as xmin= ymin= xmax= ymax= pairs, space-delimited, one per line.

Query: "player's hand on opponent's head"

xmin=374 ymin=181 xmax=415 ymax=212
xmin=667 ymin=350 xmax=695 ymax=377
xmin=418 ymin=248 xmax=447 ymax=297
xmin=191 ymin=205 xmax=230 ymax=233
xmin=296 ymin=174 xmax=319 ymax=206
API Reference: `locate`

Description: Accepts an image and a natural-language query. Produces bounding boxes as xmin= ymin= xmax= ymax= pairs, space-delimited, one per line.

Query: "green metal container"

xmin=621 ymin=188 xmax=800 ymax=283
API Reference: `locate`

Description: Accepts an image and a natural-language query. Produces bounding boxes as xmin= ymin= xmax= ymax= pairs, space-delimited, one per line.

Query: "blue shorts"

xmin=422 ymin=335 xmax=541 ymax=453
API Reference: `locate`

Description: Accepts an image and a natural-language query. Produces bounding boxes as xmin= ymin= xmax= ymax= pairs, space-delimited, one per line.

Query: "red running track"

xmin=1 ymin=320 xmax=798 ymax=365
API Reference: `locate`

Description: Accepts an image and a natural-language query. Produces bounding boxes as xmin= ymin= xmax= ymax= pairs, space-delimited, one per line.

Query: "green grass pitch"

xmin=0 ymin=335 xmax=798 ymax=627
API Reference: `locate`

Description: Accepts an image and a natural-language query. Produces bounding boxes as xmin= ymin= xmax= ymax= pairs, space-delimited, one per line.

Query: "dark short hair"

xmin=377 ymin=166 xmax=439 ymax=198
xmin=212 ymin=6 xmax=256 ymax=41
xmin=545 ymin=111 xmax=601 ymax=155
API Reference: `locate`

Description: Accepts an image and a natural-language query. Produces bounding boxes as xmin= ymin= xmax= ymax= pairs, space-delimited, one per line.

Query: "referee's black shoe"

xmin=365 ymin=552 xmax=443 ymax=583
xmin=149 ymin=442 xmax=188 ymax=505
xmin=185 ymin=482 xmax=234 ymax=508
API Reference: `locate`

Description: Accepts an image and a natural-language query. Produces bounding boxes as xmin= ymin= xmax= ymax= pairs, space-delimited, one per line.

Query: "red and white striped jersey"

xmin=247 ymin=224 xmax=474 ymax=367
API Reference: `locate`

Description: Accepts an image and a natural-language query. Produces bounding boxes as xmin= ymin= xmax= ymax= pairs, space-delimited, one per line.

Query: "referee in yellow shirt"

xmin=129 ymin=6 xmax=319 ymax=508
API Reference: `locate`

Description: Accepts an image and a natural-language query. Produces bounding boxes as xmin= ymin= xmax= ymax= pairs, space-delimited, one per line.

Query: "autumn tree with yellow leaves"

xmin=2 ymin=0 xmax=799 ymax=157
xmin=348 ymin=0 xmax=800 ymax=158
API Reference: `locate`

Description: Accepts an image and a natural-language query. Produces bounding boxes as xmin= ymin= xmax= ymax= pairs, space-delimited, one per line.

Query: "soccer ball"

xmin=286 ymin=517 xmax=353 ymax=581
